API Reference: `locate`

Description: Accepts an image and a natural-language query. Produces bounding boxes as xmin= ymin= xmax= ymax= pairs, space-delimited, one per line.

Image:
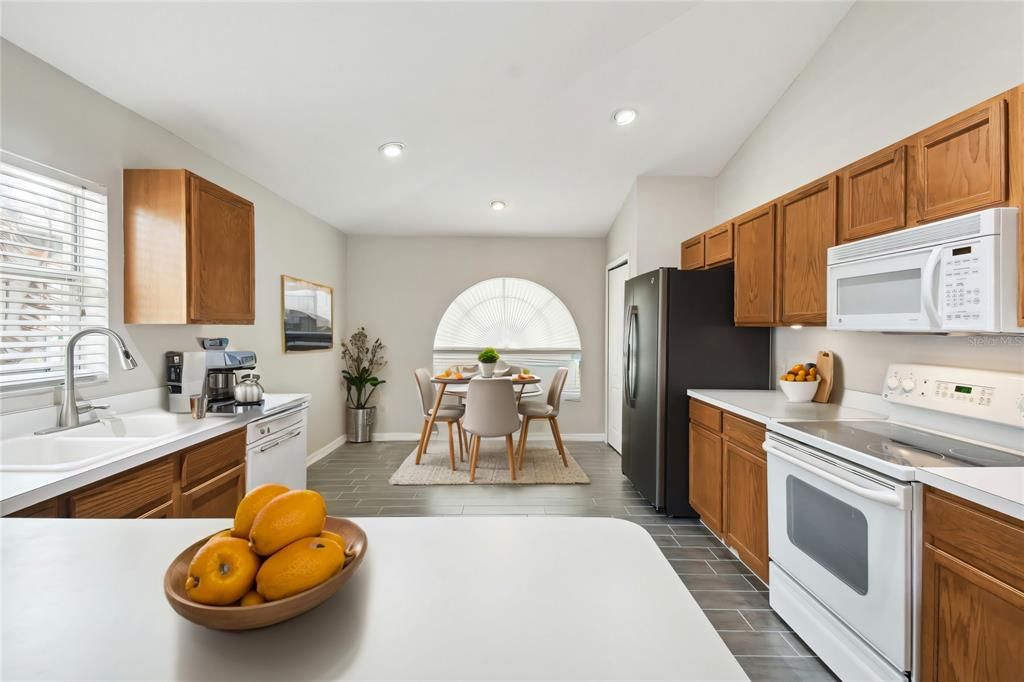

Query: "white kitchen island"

xmin=0 ymin=516 xmax=747 ymax=681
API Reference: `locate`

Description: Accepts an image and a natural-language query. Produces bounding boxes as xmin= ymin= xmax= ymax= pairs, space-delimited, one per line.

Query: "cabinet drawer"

xmin=689 ymin=400 xmax=722 ymax=432
xmin=69 ymin=457 xmax=175 ymax=518
xmin=5 ymin=498 xmax=61 ymax=518
xmin=704 ymin=223 xmax=734 ymax=266
xmin=924 ymin=487 xmax=1024 ymax=591
xmin=180 ymin=429 xmax=247 ymax=490
xmin=680 ymin=235 xmax=705 ymax=270
xmin=723 ymin=413 xmax=766 ymax=456
xmin=181 ymin=463 xmax=246 ymax=519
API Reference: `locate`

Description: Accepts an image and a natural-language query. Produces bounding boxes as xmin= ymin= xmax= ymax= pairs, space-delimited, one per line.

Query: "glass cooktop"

xmin=781 ymin=420 xmax=1024 ymax=469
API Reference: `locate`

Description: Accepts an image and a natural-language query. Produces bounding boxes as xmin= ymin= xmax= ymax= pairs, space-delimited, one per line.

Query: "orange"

xmin=232 ymin=483 xmax=290 ymax=539
xmin=185 ymin=536 xmax=260 ymax=606
xmin=319 ymin=530 xmax=347 ymax=554
xmin=240 ymin=590 xmax=266 ymax=607
xmin=249 ymin=489 xmax=327 ymax=556
xmin=256 ymin=536 xmax=345 ymax=601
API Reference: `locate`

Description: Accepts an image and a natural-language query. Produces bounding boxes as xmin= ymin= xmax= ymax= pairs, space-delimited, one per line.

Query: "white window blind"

xmin=0 ymin=155 xmax=109 ymax=390
xmin=433 ymin=278 xmax=583 ymax=400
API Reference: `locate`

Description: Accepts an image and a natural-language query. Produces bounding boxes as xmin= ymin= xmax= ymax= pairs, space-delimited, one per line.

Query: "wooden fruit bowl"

xmin=164 ymin=517 xmax=367 ymax=630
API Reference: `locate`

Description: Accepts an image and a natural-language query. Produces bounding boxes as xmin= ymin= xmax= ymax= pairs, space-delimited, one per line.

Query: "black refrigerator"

xmin=620 ymin=268 xmax=770 ymax=516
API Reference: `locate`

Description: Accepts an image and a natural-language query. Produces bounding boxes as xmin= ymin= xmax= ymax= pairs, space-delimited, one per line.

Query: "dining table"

xmin=418 ymin=375 xmax=542 ymax=461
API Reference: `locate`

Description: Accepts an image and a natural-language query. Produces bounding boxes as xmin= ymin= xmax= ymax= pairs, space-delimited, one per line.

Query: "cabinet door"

xmin=68 ymin=457 xmax=175 ymax=518
xmin=723 ymin=441 xmax=768 ymax=583
xmin=704 ymin=223 xmax=734 ymax=267
xmin=688 ymin=423 xmax=723 ymax=537
xmin=680 ymin=235 xmax=705 ymax=270
xmin=180 ymin=463 xmax=246 ymax=518
xmin=180 ymin=429 xmax=247 ymax=490
xmin=188 ymin=175 xmax=255 ymax=324
xmin=920 ymin=544 xmax=1024 ymax=682
xmin=138 ymin=500 xmax=175 ymax=519
xmin=733 ymin=203 xmax=776 ymax=326
xmin=840 ymin=145 xmax=907 ymax=242
xmin=4 ymin=498 xmax=61 ymax=518
xmin=776 ymin=177 xmax=836 ymax=326
xmin=913 ymin=99 xmax=1007 ymax=223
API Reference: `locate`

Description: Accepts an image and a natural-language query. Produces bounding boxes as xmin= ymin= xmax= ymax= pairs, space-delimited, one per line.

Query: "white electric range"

xmin=765 ymin=364 xmax=1024 ymax=682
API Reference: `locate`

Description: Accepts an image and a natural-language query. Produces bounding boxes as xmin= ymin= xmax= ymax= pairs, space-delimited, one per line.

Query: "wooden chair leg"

xmin=469 ymin=435 xmax=481 ymax=482
xmin=505 ymin=434 xmax=517 ymax=481
xmin=551 ymin=417 xmax=568 ymax=467
xmin=517 ymin=417 xmax=531 ymax=470
xmin=456 ymin=421 xmax=465 ymax=462
xmin=415 ymin=418 xmax=430 ymax=464
xmin=447 ymin=421 xmax=456 ymax=471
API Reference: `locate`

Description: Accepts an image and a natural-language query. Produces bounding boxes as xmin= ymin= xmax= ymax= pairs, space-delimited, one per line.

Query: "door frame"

xmin=605 ymin=253 xmax=629 ymax=451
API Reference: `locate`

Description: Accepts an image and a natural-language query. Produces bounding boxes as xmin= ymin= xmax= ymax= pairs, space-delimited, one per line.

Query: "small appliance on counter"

xmin=765 ymin=364 xmax=1024 ymax=682
xmin=165 ymin=342 xmax=262 ymax=414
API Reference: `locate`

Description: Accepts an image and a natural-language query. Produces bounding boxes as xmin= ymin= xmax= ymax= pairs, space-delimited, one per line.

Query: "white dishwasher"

xmin=246 ymin=405 xmax=308 ymax=491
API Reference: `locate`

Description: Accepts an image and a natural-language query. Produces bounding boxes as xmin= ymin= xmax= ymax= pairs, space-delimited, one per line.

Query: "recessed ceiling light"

xmin=491 ymin=200 xmax=507 ymax=211
xmin=612 ymin=108 xmax=638 ymax=126
xmin=378 ymin=142 xmax=405 ymax=158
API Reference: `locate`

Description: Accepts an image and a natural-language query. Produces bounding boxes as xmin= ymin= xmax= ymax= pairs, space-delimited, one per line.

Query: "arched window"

xmin=433 ymin=278 xmax=582 ymax=400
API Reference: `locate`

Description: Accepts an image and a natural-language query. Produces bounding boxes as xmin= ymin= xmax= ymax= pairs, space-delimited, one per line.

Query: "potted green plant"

xmin=477 ymin=347 xmax=500 ymax=378
xmin=340 ymin=327 xmax=386 ymax=443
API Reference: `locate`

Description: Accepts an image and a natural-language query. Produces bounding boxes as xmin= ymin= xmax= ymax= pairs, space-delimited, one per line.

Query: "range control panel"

xmin=883 ymin=363 xmax=1024 ymax=427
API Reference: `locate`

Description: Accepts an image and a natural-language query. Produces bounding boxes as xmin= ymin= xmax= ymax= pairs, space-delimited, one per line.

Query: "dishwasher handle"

xmin=257 ymin=428 xmax=303 ymax=453
xmin=767 ymin=443 xmax=910 ymax=510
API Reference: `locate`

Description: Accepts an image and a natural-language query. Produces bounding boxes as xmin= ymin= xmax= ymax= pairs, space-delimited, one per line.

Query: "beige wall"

xmin=0 ymin=40 xmax=348 ymax=452
xmin=345 ymin=235 xmax=607 ymax=436
xmin=713 ymin=1 xmax=1024 ymax=392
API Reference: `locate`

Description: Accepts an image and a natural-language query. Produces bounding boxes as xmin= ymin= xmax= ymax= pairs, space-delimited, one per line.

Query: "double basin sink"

xmin=0 ymin=410 xmax=211 ymax=472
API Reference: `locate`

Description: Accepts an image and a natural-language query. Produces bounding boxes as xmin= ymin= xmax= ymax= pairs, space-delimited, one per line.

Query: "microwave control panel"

xmin=883 ymin=363 xmax=1024 ymax=427
xmin=939 ymin=240 xmax=996 ymax=329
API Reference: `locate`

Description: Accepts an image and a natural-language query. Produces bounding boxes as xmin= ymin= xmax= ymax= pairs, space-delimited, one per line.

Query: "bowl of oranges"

xmin=163 ymin=485 xmax=367 ymax=630
xmin=778 ymin=362 xmax=820 ymax=403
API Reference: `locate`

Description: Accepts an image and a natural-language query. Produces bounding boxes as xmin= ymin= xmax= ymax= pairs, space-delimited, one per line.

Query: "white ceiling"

xmin=1 ymin=2 xmax=851 ymax=237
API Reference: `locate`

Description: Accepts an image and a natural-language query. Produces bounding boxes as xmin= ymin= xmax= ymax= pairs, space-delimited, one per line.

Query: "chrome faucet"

xmin=36 ymin=327 xmax=138 ymax=435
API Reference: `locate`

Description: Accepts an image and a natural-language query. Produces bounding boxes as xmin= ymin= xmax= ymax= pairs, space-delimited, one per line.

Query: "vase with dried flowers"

xmin=340 ymin=327 xmax=386 ymax=442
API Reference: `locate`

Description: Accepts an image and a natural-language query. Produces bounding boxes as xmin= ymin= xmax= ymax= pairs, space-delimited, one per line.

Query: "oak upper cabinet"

xmin=776 ymin=176 xmax=836 ymax=326
xmin=704 ymin=222 xmax=734 ymax=268
xmin=733 ymin=203 xmax=777 ymax=326
xmin=680 ymin=234 xmax=705 ymax=270
xmin=920 ymin=487 xmax=1024 ymax=681
xmin=124 ymin=170 xmax=255 ymax=324
xmin=839 ymin=145 xmax=907 ymax=243
xmin=911 ymin=99 xmax=1008 ymax=224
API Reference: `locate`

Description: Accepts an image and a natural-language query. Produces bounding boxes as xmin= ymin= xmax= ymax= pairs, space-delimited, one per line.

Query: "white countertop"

xmin=917 ymin=467 xmax=1024 ymax=521
xmin=0 ymin=393 xmax=309 ymax=515
xmin=0 ymin=516 xmax=748 ymax=681
xmin=686 ymin=389 xmax=883 ymax=425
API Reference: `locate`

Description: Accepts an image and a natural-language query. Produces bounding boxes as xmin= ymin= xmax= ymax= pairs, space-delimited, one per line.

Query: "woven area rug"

xmin=389 ymin=439 xmax=591 ymax=485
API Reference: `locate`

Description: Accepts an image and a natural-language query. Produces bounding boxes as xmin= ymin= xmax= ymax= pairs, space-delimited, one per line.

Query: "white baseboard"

xmin=374 ymin=431 xmax=607 ymax=443
xmin=306 ymin=434 xmax=347 ymax=466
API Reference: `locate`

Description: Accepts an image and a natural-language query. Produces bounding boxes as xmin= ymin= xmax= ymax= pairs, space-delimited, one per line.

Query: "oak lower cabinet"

xmin=124 ymin=169 xmax=255 ymax=324
xmin=775 ymin=176 xmax=837 ymax=326
xmin=688 ymin=399 xmax=769 ymax=583
xmin=920 ymin=487 xmax=1024 ymax=682
xmin=733 ymin=203 xmax=777 ymax=326
xmin=68 ymin=457 xmax=176 ymax=519
xmin=180 ymin=463 xmax=246 ymax=518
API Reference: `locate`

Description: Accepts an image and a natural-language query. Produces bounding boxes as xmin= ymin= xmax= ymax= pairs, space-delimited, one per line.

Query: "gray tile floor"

xmin=308 ymin=439 xmax=837 ymax=681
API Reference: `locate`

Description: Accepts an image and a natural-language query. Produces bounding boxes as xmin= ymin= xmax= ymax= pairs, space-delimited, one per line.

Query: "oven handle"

xmin=921 ymin=247 xmax=943 ymax=327
xmin=767 ymin=444 xmax=910 ymax=510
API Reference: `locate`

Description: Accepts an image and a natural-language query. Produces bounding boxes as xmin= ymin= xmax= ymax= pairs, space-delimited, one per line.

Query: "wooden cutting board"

xmin=813 ymin=350 xmax=834 ymax=404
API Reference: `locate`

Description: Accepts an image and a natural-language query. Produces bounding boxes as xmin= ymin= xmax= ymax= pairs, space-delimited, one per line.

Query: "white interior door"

xmin=606 ymin=262 xmax=628 ymax=453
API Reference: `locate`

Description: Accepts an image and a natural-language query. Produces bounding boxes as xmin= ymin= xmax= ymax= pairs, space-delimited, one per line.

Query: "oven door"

xmin=766 ymin=435 xmax=913 ymax=670
xmin=828 ymin=244 xmax=940 ymax=332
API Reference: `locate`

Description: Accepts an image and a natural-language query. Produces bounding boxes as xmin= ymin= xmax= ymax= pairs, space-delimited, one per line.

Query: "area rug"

xmin=389 ymin=440 xmax=591 ymax=485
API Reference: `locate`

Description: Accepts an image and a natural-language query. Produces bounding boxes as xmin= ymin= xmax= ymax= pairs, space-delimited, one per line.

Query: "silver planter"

xmin=347 ymin=406 xmax=376 ymax=443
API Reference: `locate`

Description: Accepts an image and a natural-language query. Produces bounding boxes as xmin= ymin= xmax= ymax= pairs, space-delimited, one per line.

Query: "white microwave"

xmin=827 ymin=207 xmax=1022 ymax=334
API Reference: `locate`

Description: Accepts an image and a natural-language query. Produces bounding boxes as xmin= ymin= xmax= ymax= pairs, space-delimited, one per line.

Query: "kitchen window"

xmin=0 ymin=153 xmax=109 ymax=390
xmin=433 ymin=277 xmax=583 ymax=400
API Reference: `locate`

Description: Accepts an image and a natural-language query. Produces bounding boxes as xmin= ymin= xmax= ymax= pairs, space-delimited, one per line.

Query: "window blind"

xmin=0 ymin=156 xmax=109 ymax=390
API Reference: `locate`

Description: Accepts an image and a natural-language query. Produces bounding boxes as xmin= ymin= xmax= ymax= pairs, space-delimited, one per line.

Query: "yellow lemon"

xmin=185 ymin=536 xmax=259 ymax=606
xmin=249 ymin=490 xmax=327 ymax=556
xmin=256 ymin=536 xmax=345 ymax=601
xmin=240 ymin=590 xmax=266 ymax=607
xmin=232 ymin=483 xmax=290 ymax=539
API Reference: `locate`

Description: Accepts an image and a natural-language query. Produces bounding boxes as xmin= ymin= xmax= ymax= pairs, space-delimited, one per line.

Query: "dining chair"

xmin=413 ymin=368 xmax=466 ymax=470
xmin=462 ymin=377 xmax=521 ymax=482
xmin=516 ymin=367 xmax=569 ymax=469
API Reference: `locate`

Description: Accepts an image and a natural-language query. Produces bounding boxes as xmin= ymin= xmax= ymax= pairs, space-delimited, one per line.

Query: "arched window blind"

xmin=433 ymin=278 xmax=582 ymax=400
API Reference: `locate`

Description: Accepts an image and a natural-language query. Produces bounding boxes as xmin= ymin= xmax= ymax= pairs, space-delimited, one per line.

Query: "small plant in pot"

xmin=477 ymin=347 xmax=500 ymax=378
xmin=340 ymin=327 xmax=386 ymax=443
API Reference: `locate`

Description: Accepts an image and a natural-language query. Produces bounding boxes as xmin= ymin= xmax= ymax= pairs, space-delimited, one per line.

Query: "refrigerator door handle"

xmin=624 ymin=306 xmax=638 ymax=406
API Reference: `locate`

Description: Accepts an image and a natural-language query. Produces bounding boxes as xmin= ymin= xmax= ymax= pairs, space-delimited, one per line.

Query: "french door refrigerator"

xmin=620 ymin=268 xmax=770 ymax=515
